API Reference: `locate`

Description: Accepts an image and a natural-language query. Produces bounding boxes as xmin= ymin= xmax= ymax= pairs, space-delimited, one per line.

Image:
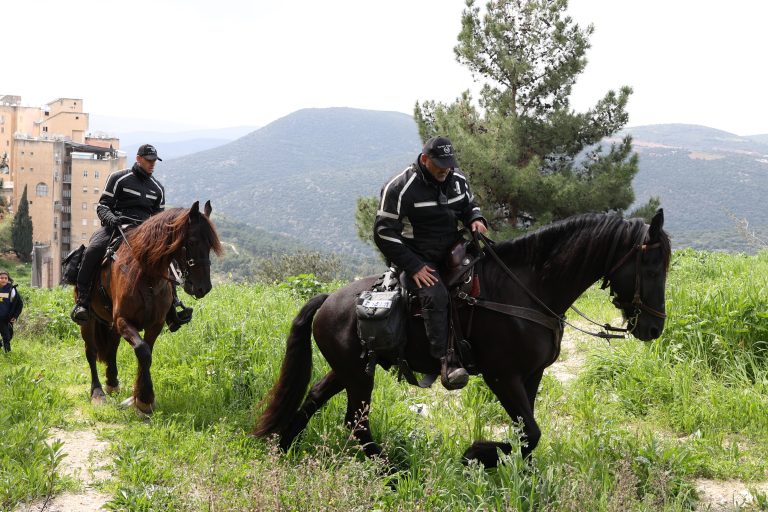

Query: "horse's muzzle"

xmin=184 ymin=280 xmax=212 ymax=299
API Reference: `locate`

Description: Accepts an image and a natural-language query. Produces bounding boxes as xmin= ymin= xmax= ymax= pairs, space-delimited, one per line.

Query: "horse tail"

xmin=253 ymin=293 xmax=330 ymax=438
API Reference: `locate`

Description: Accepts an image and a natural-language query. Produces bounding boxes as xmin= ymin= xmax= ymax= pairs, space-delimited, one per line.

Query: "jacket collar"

xmin=131 ymin=162 xmax=152 ymax=180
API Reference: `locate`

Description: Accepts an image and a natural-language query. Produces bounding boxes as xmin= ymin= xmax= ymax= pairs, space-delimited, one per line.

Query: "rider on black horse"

xmin=70 ymin=144 xmax=192 ymax=332
xmin=373 ymin=136 xmax=488 ymax=390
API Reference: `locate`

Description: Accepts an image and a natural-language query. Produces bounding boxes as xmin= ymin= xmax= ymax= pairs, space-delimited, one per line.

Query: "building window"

xmin=93 ymin=188 xmax=99 ymax=194
xmin=35 ymin=183 xmax=48 ymax=197
xmin=81 ymin=232 xmax=87 ymax=240
xmin=81 ymin=202 xmax=87 ymax=210
xmin=93 ymin=219 xmax=99 ymax=226
xmin=83 ymin=170 xmax=88 ymax=178
xmin=83 ymin=187 xmax=87 ymax=193
xmin=95 ymin=170 xmax=100 ymax=179
xmin=42 ymin=126 xmax=48 ymax=133
xmin=82 ymin=219 xmax=87 ymax=226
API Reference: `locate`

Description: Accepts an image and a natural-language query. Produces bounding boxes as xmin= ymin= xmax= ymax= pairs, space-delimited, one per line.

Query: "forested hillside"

xmin=627 ymin=125 xmax=768 ymax=251
xmin=159 ymin=111 xmax=768 ymax=259
xmin=158 ymin=108 xmax=420 ymax=262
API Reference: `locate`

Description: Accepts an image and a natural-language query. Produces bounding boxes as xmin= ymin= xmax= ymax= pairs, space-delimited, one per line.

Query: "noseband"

xmin=601 ymin=225 xmax=667 ymax=321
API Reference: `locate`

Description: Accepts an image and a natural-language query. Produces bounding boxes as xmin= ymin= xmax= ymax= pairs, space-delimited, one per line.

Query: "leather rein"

xmin=460 ymin=227 xmax=664 ymax=340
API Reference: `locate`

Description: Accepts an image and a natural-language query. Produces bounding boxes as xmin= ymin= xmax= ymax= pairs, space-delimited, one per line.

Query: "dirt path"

xmin=15 ymin=428 xmax=112 ymax=512
xmin=547 ymin=322 xmax=768 ymax=511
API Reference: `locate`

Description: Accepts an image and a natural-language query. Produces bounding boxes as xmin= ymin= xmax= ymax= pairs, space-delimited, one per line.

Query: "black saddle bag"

xmin=61 ymin=244 xmax=86 ymax=285
xmin=356 ymin=270 xmax=406 ymax=363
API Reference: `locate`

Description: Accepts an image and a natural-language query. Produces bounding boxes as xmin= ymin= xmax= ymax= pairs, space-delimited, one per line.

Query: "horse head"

xmin=605 ymin=209 xmax=670 ymax=341
xmin=178 ymin=200 xmax=222 ymax=299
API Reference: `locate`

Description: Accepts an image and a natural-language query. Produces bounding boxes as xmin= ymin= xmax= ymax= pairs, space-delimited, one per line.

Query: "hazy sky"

xmin=5 ymin=0 xmax=767 ymax=135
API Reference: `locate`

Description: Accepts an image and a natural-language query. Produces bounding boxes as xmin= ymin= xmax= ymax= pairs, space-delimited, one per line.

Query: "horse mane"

xmin=123 ymin=207 xmax=223 ymax=281
xmin=492 ymin=212 xmax=671 ymax=282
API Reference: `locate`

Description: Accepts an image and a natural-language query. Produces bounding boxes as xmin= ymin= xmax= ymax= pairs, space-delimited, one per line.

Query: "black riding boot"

xmin=70 ymin=281 xmax=91 ymax=324
xmin=423 ymin=309 xmax=468 ymax=390
xmin=166 ymin=285 xmax=193 ymax=332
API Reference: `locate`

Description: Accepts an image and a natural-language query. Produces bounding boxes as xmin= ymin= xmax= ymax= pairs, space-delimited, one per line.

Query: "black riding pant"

xmin=0 ymin=321 xmax=11 ymax=352
xmin=76 ymin=227 xmax=113 ymax=304
xmin=406 ymin=262 xmax=449 ymax=360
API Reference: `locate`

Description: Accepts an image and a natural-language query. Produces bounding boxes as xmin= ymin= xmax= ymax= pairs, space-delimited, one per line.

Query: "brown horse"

xmin=255 ymin=210 xmax=670 ymax=467
xmin=79 ymin=200 xmax=222 ymax=414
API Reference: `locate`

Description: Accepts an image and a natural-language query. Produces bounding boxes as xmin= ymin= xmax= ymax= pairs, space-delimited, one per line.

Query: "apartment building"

xmin=0 ymin=95 xmax=126 ymax=287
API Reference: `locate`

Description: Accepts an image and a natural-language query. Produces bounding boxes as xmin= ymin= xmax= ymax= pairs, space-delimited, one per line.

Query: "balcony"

xmin=62 ymin=174 xmax=72 ymax=184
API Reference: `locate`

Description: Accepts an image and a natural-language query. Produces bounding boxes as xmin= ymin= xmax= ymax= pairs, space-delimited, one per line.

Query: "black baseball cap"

xmin=137 ymin=144 xmax=162 ymax=161
xmin=422 ymin=136 xmax=458 ymax=169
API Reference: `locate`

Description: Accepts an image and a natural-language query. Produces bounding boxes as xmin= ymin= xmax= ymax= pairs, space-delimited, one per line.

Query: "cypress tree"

xmin=12 ymin=185 xmax=33 ymax=262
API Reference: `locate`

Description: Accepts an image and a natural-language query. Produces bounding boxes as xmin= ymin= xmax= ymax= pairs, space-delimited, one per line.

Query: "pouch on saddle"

xmin=356 ymin=269 xmax=406 ymax=375
xmin=61 ymin=244 xmax=86 ymax=286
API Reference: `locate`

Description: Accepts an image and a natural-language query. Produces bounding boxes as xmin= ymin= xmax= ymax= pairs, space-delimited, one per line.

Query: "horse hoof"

xmin=135 ymin=398 xmax=156 ymax=415
xmin=119 ymin=396 xmax=135 ymax=408
xmin=105 ymin=384 xmax=120 ymax=394
xmin=91 ymin=388 xmax=106 ymax=406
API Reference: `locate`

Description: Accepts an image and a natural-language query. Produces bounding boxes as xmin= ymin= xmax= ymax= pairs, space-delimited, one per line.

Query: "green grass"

xmin=1 ymin=250 xmax=767 ymax=510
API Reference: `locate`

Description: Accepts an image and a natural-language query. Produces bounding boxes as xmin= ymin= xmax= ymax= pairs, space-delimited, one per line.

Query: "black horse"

xmin=255 ymin=210 xmax=670 ymax=467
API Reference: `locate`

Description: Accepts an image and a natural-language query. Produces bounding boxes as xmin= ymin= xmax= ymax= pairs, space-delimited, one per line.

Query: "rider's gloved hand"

xmin=102 ymin=210 xmax=120 ymax=229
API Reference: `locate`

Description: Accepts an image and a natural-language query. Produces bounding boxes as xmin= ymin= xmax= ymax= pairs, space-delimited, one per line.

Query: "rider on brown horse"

xmin=70 ymin=144 xmax=192 ymax=331
xmin=373 ymin=136 xmax=488 ymax=390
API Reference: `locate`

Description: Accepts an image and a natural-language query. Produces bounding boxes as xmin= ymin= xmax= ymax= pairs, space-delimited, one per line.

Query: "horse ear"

xmin=190 ymin=201 xmax=200 ymax=218
xmin=649 ymin=208 xmax=664 ymax=239
xmin=204 ymin=200 xmax=212 ymax=218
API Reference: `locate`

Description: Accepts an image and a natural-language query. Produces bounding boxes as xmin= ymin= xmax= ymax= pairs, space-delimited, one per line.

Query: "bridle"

xmin=170 ymin=241 xmax=211 ymax=285
xmin=600 ymin=224 xmax=667 ymax=322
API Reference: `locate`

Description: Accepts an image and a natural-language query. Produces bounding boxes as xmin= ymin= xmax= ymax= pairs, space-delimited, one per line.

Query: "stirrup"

xmin=440 ymin=356 xmax=469 ymax=390
xmin=71 ymin=304 xmax=90 ymax=325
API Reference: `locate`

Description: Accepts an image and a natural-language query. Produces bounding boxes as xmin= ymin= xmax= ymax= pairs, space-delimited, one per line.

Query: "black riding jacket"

xmin=0 ymin=283 xmax=22 ymax=321
xmin=374 ymin=157 xmax=485 ymax=275
xmin=96 ymin=162 xmax=165 ymax=226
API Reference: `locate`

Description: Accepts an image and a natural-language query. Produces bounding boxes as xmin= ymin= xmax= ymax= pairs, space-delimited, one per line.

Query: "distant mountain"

xmin=157 ymin=110 xmax=768 ymax=259
xmin=747 ymin=134 xmax=768 ymax=146
xmin=623 ymin=124 xmax=768 ymax=252
xmin=158 ymin=107 xmax=421 ymax=262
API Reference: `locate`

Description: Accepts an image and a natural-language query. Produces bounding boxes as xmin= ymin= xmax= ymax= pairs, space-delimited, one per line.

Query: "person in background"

xmin=0 ymin=270 xmax=23 ymax=352
xmin=373 ymin=136 xmax=487 ymax=390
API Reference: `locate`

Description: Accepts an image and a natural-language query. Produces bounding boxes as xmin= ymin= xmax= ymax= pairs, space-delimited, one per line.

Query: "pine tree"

xmin=12 ymin=185 xmax=33 ymax=262
xmin=414 ymin=0 xmax=649 ymax=231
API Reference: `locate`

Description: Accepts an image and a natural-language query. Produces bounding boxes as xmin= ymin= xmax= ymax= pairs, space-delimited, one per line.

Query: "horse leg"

xmin=83 ymin=324 xmax=105 ymax=405
xmin=463 ymin=373 xmax=540 ymax=467
xmin=278 ymin=370 xmax=344 ymax=451
xmin=103 ymin=329 xmax=121 ymax=394
xmin=344 ymin=381 xmax=381 ymax=458
xmin=524 ymin=369 xmax=544 ymax=415
xmin=115 ymin=318 xmax=156 ymax=414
